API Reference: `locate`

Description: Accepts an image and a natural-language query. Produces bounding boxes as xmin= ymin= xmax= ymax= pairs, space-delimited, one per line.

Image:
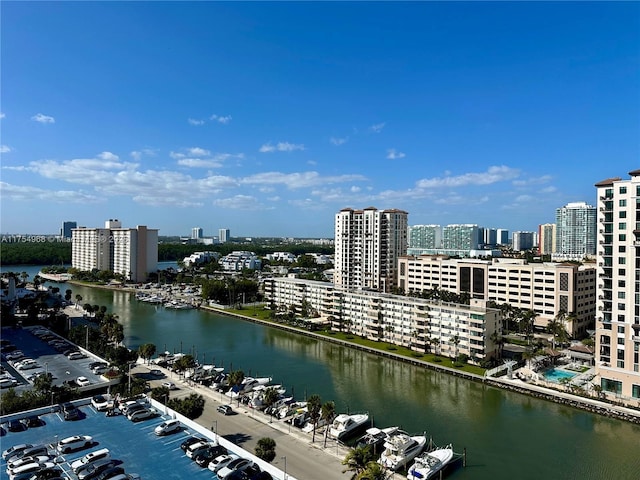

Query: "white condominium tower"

xmin=72 ymin=219 xmax=158 ymax=283
xmin=554 ymin=201 xmax=597 ymax=260
xmin=595 ymin=170 xmax=640 ymax=402
xmin=334 ymin=207 xmax=408 ymax=293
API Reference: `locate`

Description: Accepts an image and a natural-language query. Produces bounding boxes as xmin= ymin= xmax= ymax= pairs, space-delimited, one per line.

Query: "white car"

xmin=2 ymin=444 xmax=34 ymax=460
xmin=127 ymin=408 xmax=155 ymax=422
xmin=7 ymin=455 xmax=52 ymax=473
xmin=154 ymin=419 xmax=181 ymax=436
xmin=67 ymin=351 xmax=85 ymax=360
xmin=208 ymin=454 xmax=239 ymax=473
xmin=8 ymin=461 xmax=55 ymax=480
xmin=70 ymin=448 xmax=110 ymax=473
xmin=162 ymin=381 xmax=177 ymax=390
xmin=91 ymin=394 xmax=113 ymax=411
xmin=216 ymin=457 xmax=254 ymax=479
xmin=77 ymin=376 xmax=91 ymax=387
xmin=16 ymin=360 xmax=39 ymax=371
xmin=57 ymin=435 xmax=93 ymax=453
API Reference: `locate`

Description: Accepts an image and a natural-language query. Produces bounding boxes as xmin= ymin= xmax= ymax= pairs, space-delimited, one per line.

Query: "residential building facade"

xmin=264 ymin=277 xmax=499 ymax=364
xmin=191 ymin=227 xmax=203 ymax=240
xmin=220 ymin=251 xmax=261 ymax=271
xmin=538 ymin=223 xmax=556 ymax=256
xmin=512 ymin=231 xmax=535 ymax=251
xmin=72 ymin=219 xmax=158 ymax=282
xmin=219 ymin=229 xmax=230 ymax=243
xmin=442 ymin=224 xmax=480 ymax=250
xmin=408 ymin=225 xmax=442 ymax=249
xmin=594 ymin=170 xmax=640 ymax=401
xmin=554 ymin=201 xmax=597 ymax=260
xmin=334 ymin=207 xmax=408 ymax=293
xmin=397 ymin=256 xmax=596 ymax=336
xmin=61 ymin=221 xmax=77 ymax=239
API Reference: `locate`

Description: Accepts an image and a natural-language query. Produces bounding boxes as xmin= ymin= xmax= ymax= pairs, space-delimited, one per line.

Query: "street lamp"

xmin=128 ymin=363 xmax=132 ymax=395
xmin=281 ymin=456 xmax=287 ymax=480
xmin=211 ymin=420 xmax=217 ymax=442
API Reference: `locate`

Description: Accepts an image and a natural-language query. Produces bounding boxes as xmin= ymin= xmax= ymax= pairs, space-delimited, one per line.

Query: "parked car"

xmin=186 ymin=441 xmax=216 ymax=459
xmin=57 ymin=435 xmax=93 ymax=454
xmin=77 ymin=459 xmax=117 ymax=480
xmin=3 ymin=444 xmax=34 ymax=460
xmin=7 ymin=455 xmax=53 ymax=472
xmin=60 ymin=402 xmax=80 ymax=421
xmin=7 ymin=460 xmax=56 ymax=480
xmin=217 ymin=404 xmax=233 ymax=415
xmin=71 ymin=448 xmax=110 ymax=472
xmin=127 ymin=408 xmax=155 ymax=422
xmin=26 ymin=465 xmax=64 ymax=480
xmin=93 ymin=465 xmax=125 ymax=480
xmin=0 ymin=378 xmax=18 ymax=389
xmin=149 ymin=369 xmax=163 ymax=377
xmin=77 ymin=376 xmax=91 ymax=387
xmin=194 ymin=445 xmax=228 ymax=468
xmin=22 ymin=415 xmax=44 ymax=428
xmin=17 ymin=361 xmax=40 ymax=371
xmin=91 ymin=395 xmax=113 ymax=412
xmin=6 ymin=445 xmax=48 ymax=464
xmin=7 ymin=419 xmax=27 ymax=432
xmin=216 ymin=458 xmax=255 ymax=480
xmin=5 ymin=351 xmax=25 ymax=361
xmin=162 ymin=381 xmax=177 ymax=390
xmin=208 ymin=454 xmax=240 ymax=473
xmin=67 ymin=351 xmax=86 ymax=360
xmin=180 ymin=437 xmax=207 ymax=452
xmin=154 ymin=419 xmax=181 ymax=436
xmin=225 ymin=464 xmax=263 ymax=480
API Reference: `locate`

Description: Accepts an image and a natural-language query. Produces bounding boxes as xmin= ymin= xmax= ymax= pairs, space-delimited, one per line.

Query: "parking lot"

xmin=0 ymin=398 xmax=288 ymax=480
xmin=1 ymin=326 xmax=112 ymax=393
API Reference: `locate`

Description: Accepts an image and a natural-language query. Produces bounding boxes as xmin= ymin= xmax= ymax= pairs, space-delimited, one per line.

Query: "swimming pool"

xmin=542 ymin=368 xmax=577 ymax=383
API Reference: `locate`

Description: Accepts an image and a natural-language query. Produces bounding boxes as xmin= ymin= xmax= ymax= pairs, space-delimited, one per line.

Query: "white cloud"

xmin=539 ymin=186 xmax=557 ymax=194
xmin=259 ymin=142 xmax=305 ymax=153
xmin=0 ymin=182 xmax=101 ymax=203
xmin=188 ymin=147 xmax=210 ymax=157
xmin=240 ymin=171 xmax=366 ymax=189
xmin=514 ymin=194 xmax=534 ymax=203
xmin=330 ymin=137 xmax=348 ymax=146
xmin=0 ymin=112 xmax=5 ymax=119
xmin=213 ymin=195 xmax=265 ymax=210
xmin=130 ymin=149 xmax=157 ymax=161
xmin=172 ymin=149 xmax=244 ymax=168
xmin=177 ymin=158 xmax=223 ymax=168
xmin=416 ymin=166 xmax=520 ymax=188
xmin=386 ymin=149 xmax=406 ymax=160
xmin=188 ymin=118 xmax=205 ymax=126
xmin=0 ymin=145 xmax=11 ymax=153
xmin=31 ymin=113 xmax=55 ymax=124
xmin=350 ymin=186 xmax=361 ymax=193
xmin=98 ymin=151 xmax=119 ymax=161
xmin=512 ymin=175 xmax=553 ymax=186
xmin=370 ymin=122 xmax=385 ymax=133
xmin=211 ymin=114 xmax=232 ymax=124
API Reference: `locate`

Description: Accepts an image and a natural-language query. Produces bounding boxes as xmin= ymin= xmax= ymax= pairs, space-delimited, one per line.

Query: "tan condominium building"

xmin=72 ymin=219 xmax=158 ymax=283
xmin=334 ymin=207 xmax=408 ymax=293
xmin=264 ymin=277 xmax=500 ymax=364
xmin=594 ymin=170 xmax=640 ymax=402
xmin=397 ymin=256 xmax=596 ymax=337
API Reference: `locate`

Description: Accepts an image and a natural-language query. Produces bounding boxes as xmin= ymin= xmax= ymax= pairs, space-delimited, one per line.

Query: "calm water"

xmin=4 ymin=265 xmax=640 ymax=480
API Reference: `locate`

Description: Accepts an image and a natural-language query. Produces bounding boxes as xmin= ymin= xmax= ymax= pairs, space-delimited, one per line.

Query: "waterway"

xmin=4 ymin=265 xmax=640 ymax=479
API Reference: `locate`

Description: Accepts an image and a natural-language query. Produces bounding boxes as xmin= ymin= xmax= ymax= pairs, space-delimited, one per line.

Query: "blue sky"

xmin=1 ymin=1 xmax=638 ymax=238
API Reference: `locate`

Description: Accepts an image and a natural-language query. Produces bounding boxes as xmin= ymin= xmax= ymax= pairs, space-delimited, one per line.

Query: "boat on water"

xmin=37 ymin=271 xmax=72 ymax=282
xmin=356 ymin=426 xmax=402 ymax=455
xmin=378 ymin=431 xmax=427 ymax=471
xmin=406 ymin=444 xmax=454 ymax=479
xmin=328 ymin=412 xmax=370 ymax=440
xmin=226 ymin=376 xmax=273 ymax=398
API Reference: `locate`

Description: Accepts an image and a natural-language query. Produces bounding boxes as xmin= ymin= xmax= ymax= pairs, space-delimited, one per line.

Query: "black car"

xmin=225 ymin=465 xmax=263 ymax=480
xmin=29 ymin=466 xmax=64 ymax=480
xmin=77 ymin=459 xmax=117 ymax=480
xmin=22 ymin=415 xmax=44 ymax=428
xmin=180 ymin=436 xmax=207 ymax=452
xmin=61 ymin=402 xmax=80 ymax=421
xmin=217 ymin=404 xmax=233 ymax=415
xmin=194 ymin=445 xmax=228 ymax=467
xmin=7 ymin=419 xmax=27 ymax=432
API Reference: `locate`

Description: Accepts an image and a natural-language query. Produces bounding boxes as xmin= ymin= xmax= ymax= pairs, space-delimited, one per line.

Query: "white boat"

xmin=226 ymin=376 xmax=273 ymax=398
xmin=406 ymin=444 xmax=454 ymax=479
xmin=328 ymin=412 xmax=370 ymax=440
xmin=356 ymin=426 xmax=402 ymax=454
xmin=378 ymin=432 xmax=427 ymax=471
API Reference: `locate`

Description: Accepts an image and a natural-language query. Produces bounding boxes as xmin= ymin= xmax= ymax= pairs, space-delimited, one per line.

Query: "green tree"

xmin=449 ymin=335 xmax=460 ymax=360
xmin=263 ymin=387 xmax=280 ymax=422
xmin=138 ymin=343 xmax=157 ymax=364
xmin=342 ymin=446 xmax=373 ymax=480
xmin=356 ymin=461 xmax=386 ymax=480
xmin=173 ymin=354 xmax=197 ymax=375
xmin=306 ymin=394 xmax=322 ymax=442
xmin=321 ymin=400 xmax=336 ymax=447
xmin=255 ymin=437 xmax=277 ymax=462
xmin=227 ymin=370 xmax=245 ymax=388
xmin=75 ymin=294 xmax=82 ymax=309
xmin=167 ymin=393 xmax=205 ymax=419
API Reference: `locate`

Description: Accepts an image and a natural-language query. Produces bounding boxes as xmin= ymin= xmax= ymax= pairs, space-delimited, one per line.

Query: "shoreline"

xmin=71 ymin=281 xmax=640 ymax=424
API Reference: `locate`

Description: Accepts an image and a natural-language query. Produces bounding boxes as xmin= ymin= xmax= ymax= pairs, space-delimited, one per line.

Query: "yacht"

xmin=406 ymin=444 xmax=454 ymax=479
xmin=356 ymin=426 xmax=402 ymax=455
xmin=328 ymin=412 xmax=370 ymax=440
xmin=378 ymin=432 xmax=427 ymax=471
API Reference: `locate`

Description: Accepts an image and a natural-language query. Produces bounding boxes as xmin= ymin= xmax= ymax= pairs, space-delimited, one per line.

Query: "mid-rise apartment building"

xmin=538 ymin=223 xmax=556 ymax=256
xmin=408 ymin=224 xmax=442 ymax=249
xmin=442 ymin=224 xmax=480 ymax=250
xmin=219 ymin=228 xmax=230 ymax=243
xmin=594 ymin=170 xmax=640 ymax=401
xmin=512 ymin=231 xmax=535 ymax=251
xmin=554 ymin=201 xmax=597 ymax=260
xmin=264 ymin=277 xmax=499 ymax=363
xmin=72 ymin=219 xmax=158 ymax=282
xmin=191 ymin=227 xmax=203 ymax=240
xmin=334 ymin=207 xmax=408 ymax=293
xmin=397 ymin=256 xmax=596 ymax=336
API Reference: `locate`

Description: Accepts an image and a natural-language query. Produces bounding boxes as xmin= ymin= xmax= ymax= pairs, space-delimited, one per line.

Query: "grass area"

xmin=222 ymin=306 xmax=487 ymax=376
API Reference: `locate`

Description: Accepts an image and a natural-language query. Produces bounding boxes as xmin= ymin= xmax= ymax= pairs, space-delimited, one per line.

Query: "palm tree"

xmin=490 ymin=331 xmax=504 ymax=360
xmin=263 ymin=387 xmax=280 ymax=422
xmin=356 ymin=461 xmax=386 ymax=480
xmin=255 ymin=437 xmax=277 ymax=462
xmin=449 ymin=335 xmax=460 ymax=361
xmin=342 ymin=446 xmax=373 ymax=480
xmin=430 ymin=337 xmax=441 ymax=357
xmin=306 ymin=394 xmax=322 ymax=442
xmin=321 ymin=400 xmax=336 ymax=447
xmin=75 ymin=294 xmax=82 ymax=309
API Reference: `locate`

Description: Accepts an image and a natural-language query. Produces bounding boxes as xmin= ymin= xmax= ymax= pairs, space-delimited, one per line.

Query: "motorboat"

xmin=406 ymin=444 xmax=454 ymax=479
xmin=328 ymin=412 xmax=370 ymax=440
xmin=356 ymin=426 xmax=402 ymax=455
xmin=226 ymin=376 xmax=272 ymax=398
xmin=378 ymin=432 xmax=427 ymax=471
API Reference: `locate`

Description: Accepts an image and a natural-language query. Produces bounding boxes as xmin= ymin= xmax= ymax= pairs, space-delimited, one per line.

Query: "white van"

xmin=71 ymin=448 xmax=110 ymax=472
xmin=154 ymin=419 xmax=181 ymax=436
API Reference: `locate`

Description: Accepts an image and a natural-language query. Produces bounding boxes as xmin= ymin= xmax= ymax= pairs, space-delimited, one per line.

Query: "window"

xmin=619 ymin=222 xmax=627 ymax=230
xmin=619 ymin=234 xmax=626 ymax=241
xmin=602 ymin=378 xmax=622 ymax=394
xmin=618 ymin=291 xmax=626 ymax=299
xmin=619 ymin=246 xmax=626 ymax=253
xmin=633 ymin=384 xmax=640 ymax=399
xmin=620 ymin=199 xmax=627 ymax=207
xmin=620 ymin=186 xmax=627 ymax=194
xmin=618 ymin=325 xmax=626 ymax=334
xmin=618 ymin=280 xmax=626 ymax=288
xmin=619 ymin=257 xmax=626 ymax=265
xmin=619 ymin=211 xmax=627 ymax=219
xmin=619 ymin=269 xmax=626 ymax=276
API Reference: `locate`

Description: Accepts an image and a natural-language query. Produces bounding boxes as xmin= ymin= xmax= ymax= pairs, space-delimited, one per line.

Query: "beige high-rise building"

xmin=594 ymin=170 xmax=640 ymax=403
xmin=72 ymin=219 xmax=158 ymax=283
xmin=334 ymin=207 xmax=408 ymax=292
xmin=538 ymin=223 xmax=556 ymax=255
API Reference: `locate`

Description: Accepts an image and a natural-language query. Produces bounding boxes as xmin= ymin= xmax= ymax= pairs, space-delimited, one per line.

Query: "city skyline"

xmin=1 ymin=2 xmax=638 ymax=237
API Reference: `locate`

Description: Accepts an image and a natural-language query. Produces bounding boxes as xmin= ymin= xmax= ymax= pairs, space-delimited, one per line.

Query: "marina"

xmin=4 ymin=265 xmax=640 ymax=480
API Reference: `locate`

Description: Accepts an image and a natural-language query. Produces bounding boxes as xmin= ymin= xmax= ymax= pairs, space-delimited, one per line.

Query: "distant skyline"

xmin=1 ymin=2 xmax=638 ymax=237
